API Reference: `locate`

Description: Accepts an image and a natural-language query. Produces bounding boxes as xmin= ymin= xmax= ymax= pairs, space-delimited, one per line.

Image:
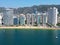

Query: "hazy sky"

xmin=0 ymin=0 xmax=60 ymax=8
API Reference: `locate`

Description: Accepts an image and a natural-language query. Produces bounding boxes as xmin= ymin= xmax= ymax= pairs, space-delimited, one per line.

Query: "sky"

xmin=0 ymin=0 xmax=60 ymax=8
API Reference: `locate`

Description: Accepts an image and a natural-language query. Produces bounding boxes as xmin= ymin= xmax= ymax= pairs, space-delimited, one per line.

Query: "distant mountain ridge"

xmin=0 ymin=5 xmax=60 ymax=14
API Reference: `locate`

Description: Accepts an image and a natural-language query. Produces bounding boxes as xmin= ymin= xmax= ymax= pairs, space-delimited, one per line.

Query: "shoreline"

xmin=0 ymin=26 xmax=60 ymax=30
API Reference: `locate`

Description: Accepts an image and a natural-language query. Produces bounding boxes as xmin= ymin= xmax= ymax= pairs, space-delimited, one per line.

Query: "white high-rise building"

xmin=26 ymin=13 xmax=31 ymax=26
xmin=3 ymin=9 xmax=14 ymax=26
xmin=19 ymin=14 xmax=26 ymax=25
xmin=47 ymin=7 xmax=59 ymax=26
xmin=31 ymin=13 xmax=36 ymax=26
xmin=42 ymin=13 xmax=48 ymax=26
xmin=0 ymin=13 xmax=3 ymax=26
xmin=36 ymin=13 xmax=41 ymax=26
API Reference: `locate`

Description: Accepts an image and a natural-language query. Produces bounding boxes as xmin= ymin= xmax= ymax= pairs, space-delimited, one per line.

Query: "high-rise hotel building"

xmin=47 ymin=7 xmax=59 ymax=26
xmin=13 ymin=15 xmax=19 ymax=25
xmin=36 ymin=13 xmax=41 ymax=26
xmin=26 ymin=13 xmax=31 ymax=26
xmin=19 ymin=14 xmax=26 ymax=26
xmin=42 ymin=13 xmax=47 ymax=26
xmin=31 ymin=13 xmax=36 ymax=26
xmin=0 ymin=13 xmax=3 ymax=26
xmin=3 ymin=9 xmax=14 ymax=26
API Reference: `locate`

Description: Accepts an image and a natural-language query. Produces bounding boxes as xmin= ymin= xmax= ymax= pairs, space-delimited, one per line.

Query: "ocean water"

xmin=0 ymin=29 xmax=60 ymax=45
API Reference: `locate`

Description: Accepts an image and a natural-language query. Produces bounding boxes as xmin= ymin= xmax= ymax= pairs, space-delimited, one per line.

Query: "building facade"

xmin=13 ymin=16 xmax=19 ymax=25
xmin=31 ymin=13 xmax=36 ymax=26
xmin=19 ymin=14 xmax=26 ymax=25
xmin=42 ymin=13 xmax=47 ymax=26
xmin=0 ymin=13 xmax=3 ymax=26
xmin=57 ymin=17 xmax=60 ymax=23
xmin=26 ymin=13 xmax=31 ymax=26
xmin=3 ymin=9 xmax=14 ymax=26
xmin=47 ymin=7 xmax=58 ymax=26
xmin=36 ymin=13 xmax=41 ymax=26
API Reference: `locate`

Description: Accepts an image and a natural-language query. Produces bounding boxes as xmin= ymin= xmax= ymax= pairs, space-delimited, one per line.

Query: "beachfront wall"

xmin=3 ymin=9 xmax=14 ymax=26
xmin=19 ymin=14 xmax=26 ymax=26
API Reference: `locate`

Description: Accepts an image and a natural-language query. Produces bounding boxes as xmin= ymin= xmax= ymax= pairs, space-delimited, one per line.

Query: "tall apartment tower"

xmin=3 ymin=9 xmax=14 ymax=26
xmin=31 ymin=13 xmax=36 ymax=26
xmin=0 ymin=13 xmax=3 ymax=26
xmin=26 ymin=13 xmax=31 ymax=26
xmin=42 ymin=13 xmax=47 ymax=26
xmin=13 ymin=15 xmax=19 ymax=25
xmin=19 ymin=14 xmax=26 ymax=26
xmin=36 ymin=13 xmax=41 ymax=26
xmin=47 ymin=7 xmax=58 ymax=26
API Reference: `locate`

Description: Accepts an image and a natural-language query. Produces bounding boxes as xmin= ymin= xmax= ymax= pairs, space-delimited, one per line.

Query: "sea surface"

xmin=0 ymin=29 xmax=60 ymax=45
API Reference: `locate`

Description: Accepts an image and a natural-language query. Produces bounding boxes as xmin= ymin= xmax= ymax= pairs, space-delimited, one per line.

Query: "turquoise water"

xmin=0 ymin=29 xmax=60 ymax=45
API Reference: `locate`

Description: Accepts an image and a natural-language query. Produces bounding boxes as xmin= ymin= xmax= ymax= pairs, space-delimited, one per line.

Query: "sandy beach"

xmin=0 ymin=26 xmax=60 ymax=30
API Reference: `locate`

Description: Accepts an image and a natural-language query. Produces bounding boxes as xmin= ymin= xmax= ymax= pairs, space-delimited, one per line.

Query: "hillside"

xmin=0 ymin=5 xmax=60 ymax=15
